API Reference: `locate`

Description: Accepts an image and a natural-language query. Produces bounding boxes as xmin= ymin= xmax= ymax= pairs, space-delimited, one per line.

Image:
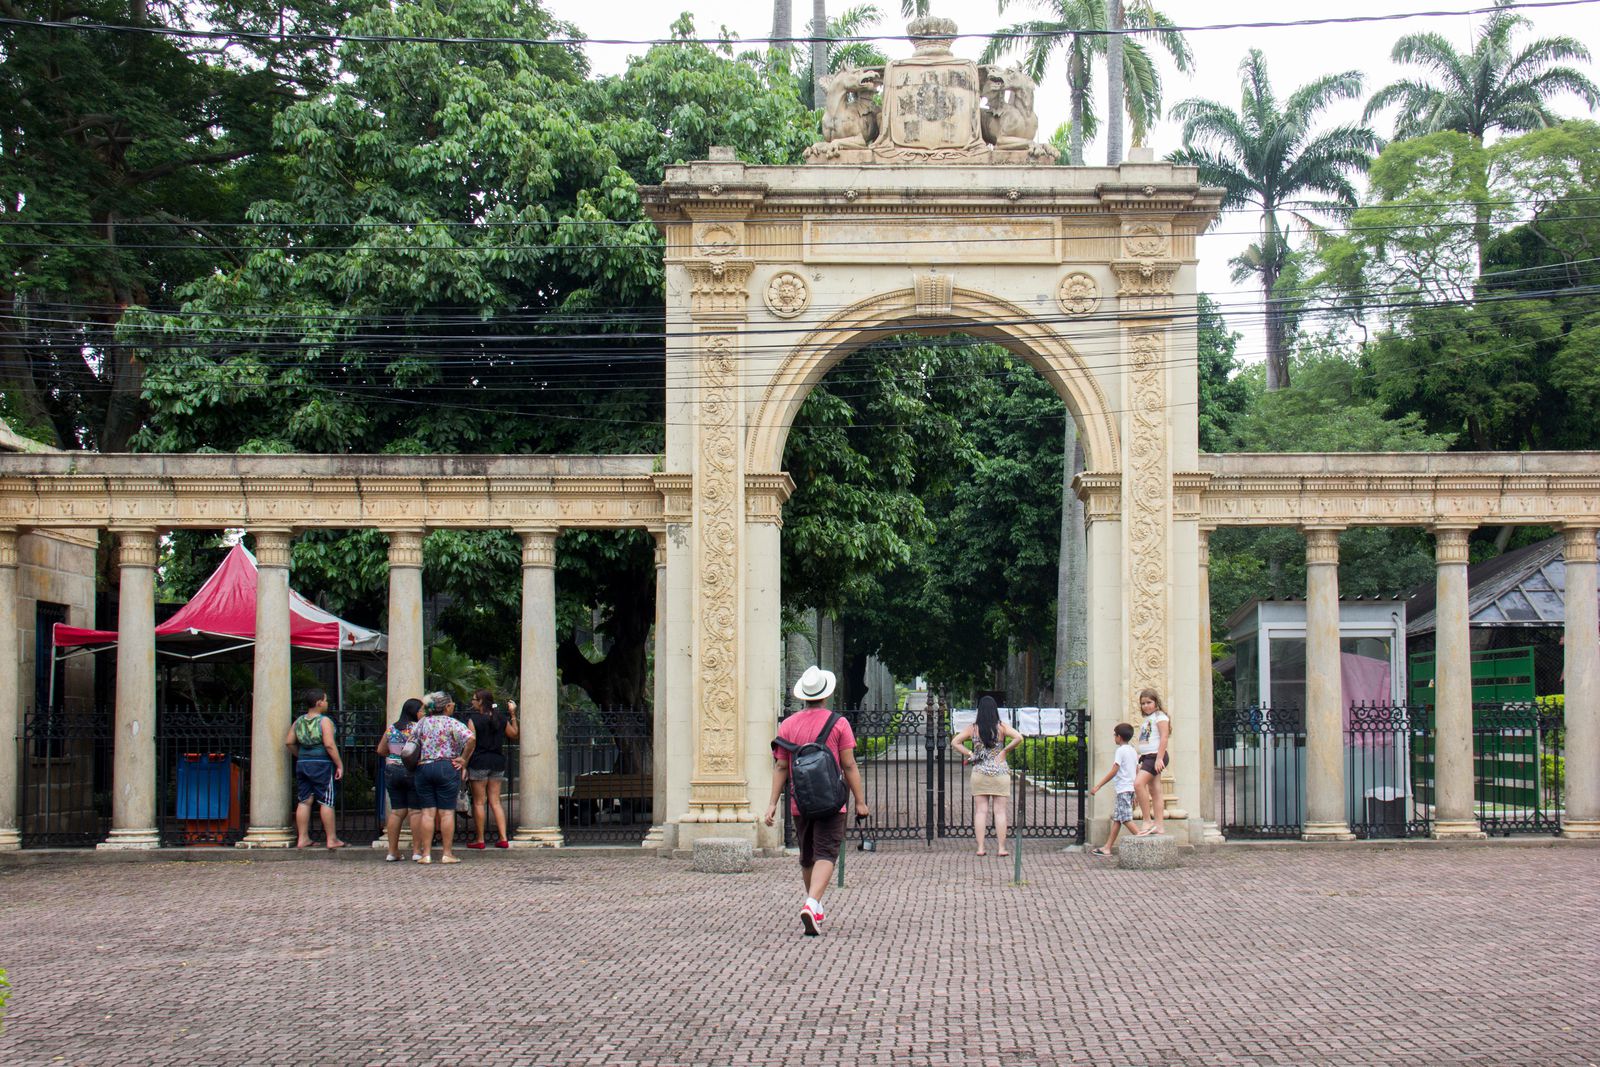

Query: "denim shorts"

xmin=467 ymin=767 xmax=506 ymax=782
xmin=384 ymin=765 xmax=418 ymax=811
xmin=295 ymin=759 xmax=335 ymax=807
xmin=413 ymin=759 xmax=461 ymax=810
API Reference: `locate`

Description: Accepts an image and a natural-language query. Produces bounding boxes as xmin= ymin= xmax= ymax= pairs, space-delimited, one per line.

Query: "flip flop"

xmin=415 ymin=856 xmax=431 ymax=865
xmin=326 ymin=841 xmax=348 ymax=850
xmin=1091 ymin=847 xmax=1111 ymax=857
xmin=997 ymin=851 xmax=1010 ymax=858
xmin=440 ymin=856 xmax=462 ymax=865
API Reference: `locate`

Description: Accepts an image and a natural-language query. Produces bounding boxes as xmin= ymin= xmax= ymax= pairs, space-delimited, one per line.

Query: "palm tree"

xmin=1106 ymin=0 xmax=1124 ymax=164
xmin=1171 ymin=50 xmax=1377 ymax=390
xmin=1365 ymin=0 xmax=1598 ymax=276
xmin=771 ymin=1 xmax=793 ymax=63
xmin=984 ymin=2 xmax=1189 ymax=166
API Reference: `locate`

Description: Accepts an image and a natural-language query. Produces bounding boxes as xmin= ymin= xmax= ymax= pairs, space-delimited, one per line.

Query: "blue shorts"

xmin=296 ymin=759 xmax=336 ymax=807
xmin=384 ymin=764 xmax=418 ymax=811
xmin=413 ymin=760 xmax=461 ymax=811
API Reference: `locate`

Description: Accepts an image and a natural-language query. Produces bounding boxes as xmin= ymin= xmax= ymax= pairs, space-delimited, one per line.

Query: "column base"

xmin=0 ymin=828 xmax=20 ymax=851
xmin=1431 ymin=819 xmax=1487 ymax=840
xmin=640 ymin=824 xmax=669 ymax=851
xmin=236 ymin=825 xmax=296 ymax=849
xmin=97 ymin=828 xmax=160 ymax=850
xmin=675 ymin=820 xmax=756 ymax=852
xmin=1301 ymin=821 xmax=1356 ymax=842
xmin=1560 ymin=820 xmax=1600 ymax=840
xmin=510 ymin=826 xmax=564 ymax=848
xmin=1201 ymin=821 xmax=1227 ymax=847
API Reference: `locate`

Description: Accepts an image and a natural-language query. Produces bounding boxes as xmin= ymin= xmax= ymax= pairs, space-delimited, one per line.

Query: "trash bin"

xmin=1363 ymin=787 xmax=1407 ymax=838
xmin=176 ymin=753 xmax=243 ymax=846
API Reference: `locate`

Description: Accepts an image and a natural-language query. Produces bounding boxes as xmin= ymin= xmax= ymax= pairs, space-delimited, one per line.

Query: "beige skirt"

xmin=970 ymin=771 xmax=1011 ymax=796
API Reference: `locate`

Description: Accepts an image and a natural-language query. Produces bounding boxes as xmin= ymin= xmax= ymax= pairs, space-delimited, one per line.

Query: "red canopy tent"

xmin=52 ymin=544 xmax=386 ymax=705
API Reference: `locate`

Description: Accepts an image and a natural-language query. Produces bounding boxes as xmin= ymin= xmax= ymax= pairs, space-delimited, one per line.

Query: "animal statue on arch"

xmin=978 ymin=66 xmax=1040 ymax=149
xmin=819 ymin=65 xmax=883 ymax=148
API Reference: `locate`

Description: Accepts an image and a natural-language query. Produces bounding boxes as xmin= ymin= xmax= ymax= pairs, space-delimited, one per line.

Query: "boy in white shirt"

xmin=1087 ymin=723 xmax=1137 ymax=857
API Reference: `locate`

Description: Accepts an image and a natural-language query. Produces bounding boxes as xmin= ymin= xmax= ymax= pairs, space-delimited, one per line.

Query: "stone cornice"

xmin=1196 ymin=454 xmax=1600 ymax=526
xmin=0 ymin=455 xmax=667 ymax=531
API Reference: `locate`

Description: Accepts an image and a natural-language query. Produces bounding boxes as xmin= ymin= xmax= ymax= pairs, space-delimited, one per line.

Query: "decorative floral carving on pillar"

xmin=694 ymin=330 xmax=743 ymax=796
xmin=1128 ymin=331 xmax=1168 ymax=699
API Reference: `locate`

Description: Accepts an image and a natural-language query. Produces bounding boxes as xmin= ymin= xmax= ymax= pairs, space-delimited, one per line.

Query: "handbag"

xmin=400 ymin=726 xmax=423 ymax=772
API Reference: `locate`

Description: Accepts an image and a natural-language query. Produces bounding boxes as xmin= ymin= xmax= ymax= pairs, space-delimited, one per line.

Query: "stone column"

xmin=0 ymin=530 xmax=20 ymax=850
xmin=1561 ymin=526 xmax=1600 ymax=839
xmin=385 ymin=530 xmax=425 ymax=716
xmin=1302 ymin=527 xmax=1353 ymax=841
xmin=642 ymin=532 xmax=670 ymax=851
xmin=743 ymin=479 xmax=790 ymax=851
xmin=238 ymin=529 xmax=295 ymax=848
xmin=1431 ymin=526 xmax=1485 ymax=838
xmin=1080 ymin=475 xmax=1123 ymax=846
xmin=100 ymin=529 xmax=160 ymax=849
xmin=512 ymin=529 xmax=562 ymax=847
xmin=1197 ymin=527 xmax=1224 ymax=845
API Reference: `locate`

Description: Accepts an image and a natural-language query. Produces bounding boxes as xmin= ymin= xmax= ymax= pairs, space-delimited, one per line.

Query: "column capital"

xmin=519 ymin=528 xmax=557 ymax=568
xmin=653 ymin=530 xmax=668 ymax=570
xmin=252 ymin=529 xmax=294 ymax=569
xmin=1303 ymin=526 xmax=1342 ymax=565
xmin=1434 ymin=526 xmax=1473 ymax=564
xmin=1197 ymin=526 xmax=1210 ymax=566
xmin=385 ymin=528 xmax=425 ymax=568
xmin=1562 ymin=525 xmax=1599 ymax=563
xmin=117 ymin=529 xmax=160 ymax=568
xmin=0 ymin=528 xmax=17 ymax=569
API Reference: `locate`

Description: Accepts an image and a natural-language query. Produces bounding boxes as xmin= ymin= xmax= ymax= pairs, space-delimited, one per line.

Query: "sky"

xmin=540 ymin=0 xmax=1600 ymax=366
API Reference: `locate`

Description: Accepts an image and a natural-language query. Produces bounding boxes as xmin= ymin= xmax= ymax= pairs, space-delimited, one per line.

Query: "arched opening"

xmin=770 ymin=310 xmax=1103 ymax=847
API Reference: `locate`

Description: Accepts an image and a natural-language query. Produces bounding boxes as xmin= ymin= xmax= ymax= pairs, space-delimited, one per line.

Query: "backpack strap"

xmin=814 ymin=712 xmax=843 ymax=747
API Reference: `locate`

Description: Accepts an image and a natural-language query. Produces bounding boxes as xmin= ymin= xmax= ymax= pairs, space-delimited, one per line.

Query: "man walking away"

xmin=764 ymin=666 xmax=869 ymax=936
xmin=286 ymin=689 xmax=345 ymax=849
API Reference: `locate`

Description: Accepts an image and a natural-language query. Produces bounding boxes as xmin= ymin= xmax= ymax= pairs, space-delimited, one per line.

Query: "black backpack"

xmin=775 ymin=712 xmax=848 ymax=819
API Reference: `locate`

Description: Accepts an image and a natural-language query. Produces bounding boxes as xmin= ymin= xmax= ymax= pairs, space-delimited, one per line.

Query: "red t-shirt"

xmin=773 ymin=706 xmax=856 ymax=817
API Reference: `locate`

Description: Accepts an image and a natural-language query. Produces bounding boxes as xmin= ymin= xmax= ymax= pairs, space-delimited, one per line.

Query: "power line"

xmin=3 ymin=2 xmax=1595 ymax=49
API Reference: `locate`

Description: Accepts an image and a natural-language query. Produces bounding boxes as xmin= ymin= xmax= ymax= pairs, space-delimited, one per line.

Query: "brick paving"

xmin=1 ymin=842 xmax=1597 ymax=1066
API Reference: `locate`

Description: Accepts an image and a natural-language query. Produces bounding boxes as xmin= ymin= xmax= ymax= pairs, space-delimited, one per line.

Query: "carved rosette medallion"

xmin=764 ymin=271 xmax=811 ymax=319
xmin=1056 ymin=272 xmax=1100 ymax=317
xmin=1128 ymin=331 xmax=1169 ymax=699
xmin=692 ymin=329 xmax=745 ymax=810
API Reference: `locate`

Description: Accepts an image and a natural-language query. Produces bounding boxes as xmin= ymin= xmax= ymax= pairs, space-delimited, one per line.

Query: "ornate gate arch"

xmin=642 ymin=17 xmax=1223 ymax=851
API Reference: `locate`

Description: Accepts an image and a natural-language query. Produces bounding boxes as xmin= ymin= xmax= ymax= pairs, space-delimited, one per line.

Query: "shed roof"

xmin=1406 ymin=533 xmax=1597 ymax=635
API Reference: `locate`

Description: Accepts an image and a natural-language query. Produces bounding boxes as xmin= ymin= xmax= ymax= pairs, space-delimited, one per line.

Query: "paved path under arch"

xmin=1 ymin=842 xmax=1595 ymax=1065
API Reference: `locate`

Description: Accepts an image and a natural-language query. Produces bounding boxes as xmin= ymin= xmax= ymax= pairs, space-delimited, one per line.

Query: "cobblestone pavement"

xmin=1 ymin=842 xmax=1596 ymax=1066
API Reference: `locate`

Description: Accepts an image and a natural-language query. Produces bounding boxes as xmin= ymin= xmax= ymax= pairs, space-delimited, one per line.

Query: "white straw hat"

xmin=792 ymin=665 xmax=837 ymax=702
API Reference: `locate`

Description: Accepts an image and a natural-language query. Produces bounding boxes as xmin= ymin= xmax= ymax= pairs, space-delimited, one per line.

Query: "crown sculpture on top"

xmin=805 ymin=16 xmax=1055 ymax=164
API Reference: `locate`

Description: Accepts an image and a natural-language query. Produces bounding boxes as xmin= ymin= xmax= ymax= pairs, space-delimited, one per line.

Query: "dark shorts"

xmin=1138 ymin=754 xmax=1165 ymax=776
xmin=413 ymin=760 xmax=461 ymax=811
xmin=295 ymin=759 xmax=335 ymax=806
xmin=384 ymin=765 xmax=418 ymax=811
xmin=795 ymin=810 xmax=847 ymax=868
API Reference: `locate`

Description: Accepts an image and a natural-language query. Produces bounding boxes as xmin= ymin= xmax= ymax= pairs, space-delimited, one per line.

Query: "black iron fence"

xmin=1346 ymin=703 xmax=1431 ymax=839
xmin=1216 ymin=705 xmax=1305 ymax=839
xmin=1474 ymin=701 xmax=1564 ymax=835
xmin=18 ymin=706 xmax=113 ymax=847
xmin=779 ymin=701 xmax=1088 ymax=847
xmin=156 ymin=705 xmax=252 ymax=847
xmin=559 ymin=706 xmax=652 ymax=844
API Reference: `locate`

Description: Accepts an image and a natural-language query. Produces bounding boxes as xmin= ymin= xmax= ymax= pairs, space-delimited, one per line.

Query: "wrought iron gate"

xmin=781 ymin=702 xmax=1088 ymax=846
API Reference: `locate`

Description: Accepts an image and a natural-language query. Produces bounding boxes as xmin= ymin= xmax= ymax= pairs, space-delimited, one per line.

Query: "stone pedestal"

xmin=691 ymin=836 xmax=754 ymax=873
xmin=1117 ymin=833 xmax=1179 ymax=870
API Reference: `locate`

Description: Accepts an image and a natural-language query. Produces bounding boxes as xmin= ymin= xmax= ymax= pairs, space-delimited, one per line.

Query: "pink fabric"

xmin=1342 ymin=653 xmax=1394 ymax=742
xmin=773 ymin=706 xmax=856 ymax=817
xmin=52 ymin=544 xmax=372 ymax=652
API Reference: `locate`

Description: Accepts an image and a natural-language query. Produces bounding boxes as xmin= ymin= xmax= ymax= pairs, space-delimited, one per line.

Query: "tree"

xmin=984 ymin=1 xmax=1189 ymax=166
xmin=126 ymin=3 xmax=817 ymax=708
xmin=1171 ymin=50 xmax=1376 ymax=390
xmin=1365 ymin=0 xmax=1597 ymax=278
xmin=0 ymin=0 xmax=348 ymax=449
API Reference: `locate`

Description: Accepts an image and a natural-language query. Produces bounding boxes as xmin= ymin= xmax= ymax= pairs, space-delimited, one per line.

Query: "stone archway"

xmin=643 ymin=20 xmax=1223 ymax=850
xmin=744 ymin=286 xmax=1120 ymax=478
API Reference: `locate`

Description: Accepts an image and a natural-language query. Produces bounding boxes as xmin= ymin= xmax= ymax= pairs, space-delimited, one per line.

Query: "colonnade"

xmin=1198 ymin=523 xmax=1600 ymax=841
xmin=0 ymin=521 xmax=665 ymax=850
